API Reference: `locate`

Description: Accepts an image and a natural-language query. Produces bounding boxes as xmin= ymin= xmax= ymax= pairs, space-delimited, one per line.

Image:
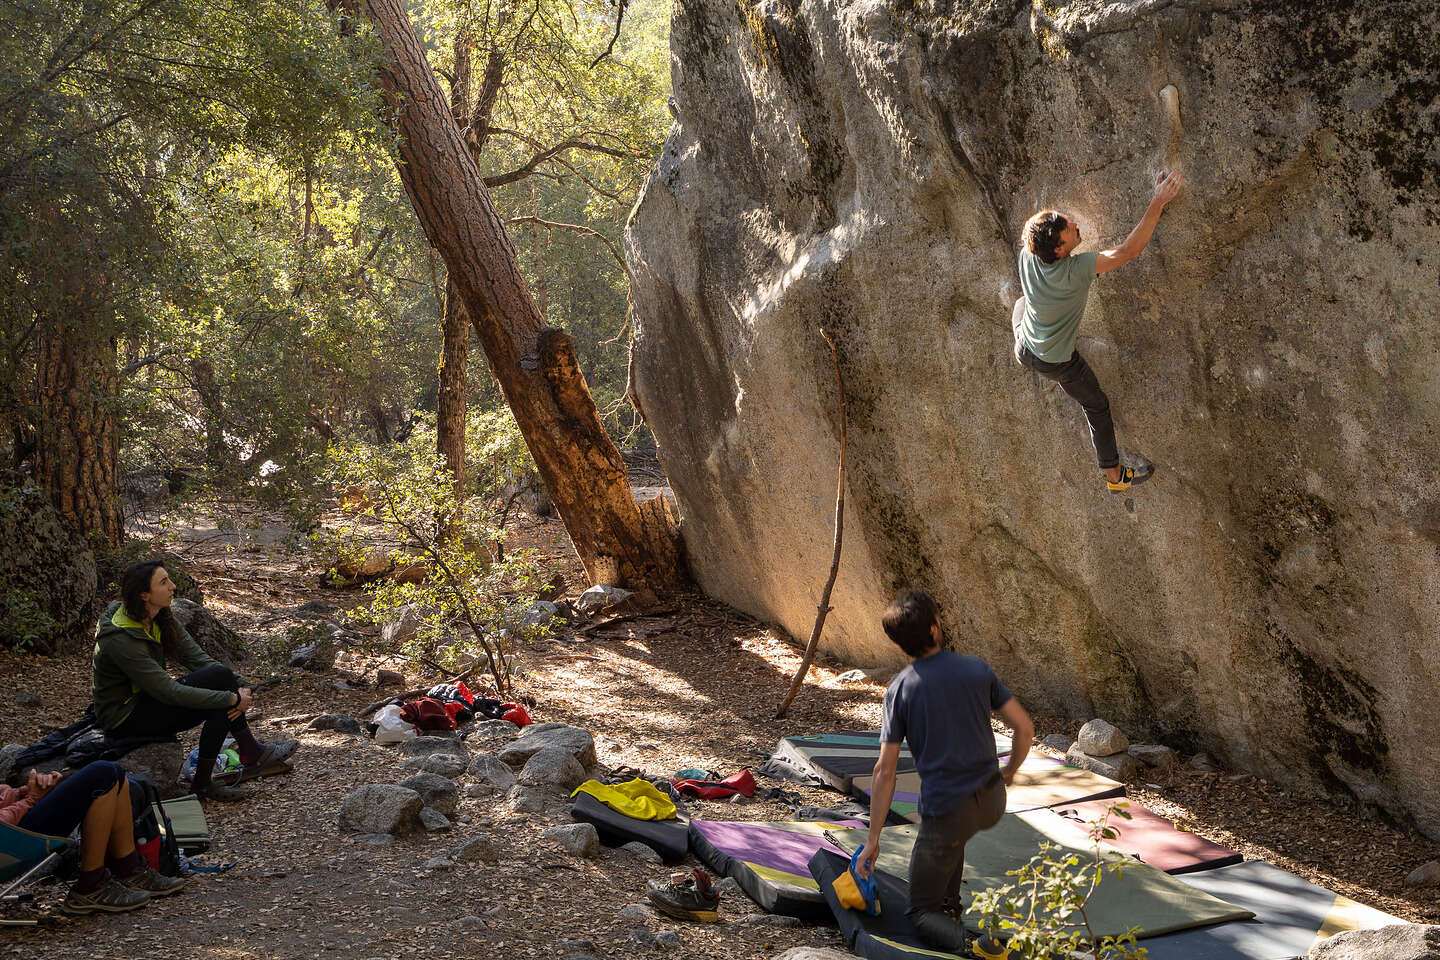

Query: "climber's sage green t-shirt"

xmin=1016 ymin=249 xmax=1100 ymax=363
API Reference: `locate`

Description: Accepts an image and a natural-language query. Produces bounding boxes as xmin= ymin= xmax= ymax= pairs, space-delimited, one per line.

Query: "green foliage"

xmin=970 ymin=803 xmax=1148 ymax=960
xmin=318 ymin=423 xmax=546 ymax=694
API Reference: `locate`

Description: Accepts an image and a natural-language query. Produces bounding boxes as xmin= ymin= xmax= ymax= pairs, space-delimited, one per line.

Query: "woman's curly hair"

xmin=1024 ymin=210 xmax=1068 ymax=264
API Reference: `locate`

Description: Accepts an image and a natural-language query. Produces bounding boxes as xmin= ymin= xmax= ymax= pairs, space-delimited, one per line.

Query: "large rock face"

xmin=626 ymin=0 xmax=1440 ymax=831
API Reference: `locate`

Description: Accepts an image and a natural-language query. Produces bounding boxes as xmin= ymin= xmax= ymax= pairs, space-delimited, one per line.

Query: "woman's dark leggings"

xmin=17 ymin=761 xmax=125 ymax=838
xmin=108 ymin=664 xmax=246 ymax=759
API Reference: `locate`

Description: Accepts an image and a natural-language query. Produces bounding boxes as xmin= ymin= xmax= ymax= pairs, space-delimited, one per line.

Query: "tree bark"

xmin=35 ymin=314 xmax=122 ymax=549
xmin=338 ymin=0 xmax=681 ymax=589
xmin=437 ymin=279 xmax=470 ymax=535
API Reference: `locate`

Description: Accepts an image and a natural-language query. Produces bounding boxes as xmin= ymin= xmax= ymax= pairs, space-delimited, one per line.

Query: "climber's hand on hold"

xmin=1153 ymin=169 xmax=1184 ymax=208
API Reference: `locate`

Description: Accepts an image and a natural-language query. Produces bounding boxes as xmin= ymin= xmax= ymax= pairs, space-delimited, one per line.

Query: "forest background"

xmin=0 ymin=0 xmax=673 ymax=656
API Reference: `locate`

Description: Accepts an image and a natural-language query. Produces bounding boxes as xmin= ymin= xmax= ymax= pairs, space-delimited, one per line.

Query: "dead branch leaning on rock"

xmin=776 ymin=328 xmax=847 ymax=719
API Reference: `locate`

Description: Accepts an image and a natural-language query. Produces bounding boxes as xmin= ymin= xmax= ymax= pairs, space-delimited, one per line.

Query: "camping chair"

xmin=0 ymin=820 xmax=73 ymax=927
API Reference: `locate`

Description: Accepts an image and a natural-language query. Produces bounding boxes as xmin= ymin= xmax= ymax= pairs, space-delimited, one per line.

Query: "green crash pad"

xmin=775 ymin=731 xmax=1011 ymax=793
xmin=852 ymin=754 xmax=1124 ymax=822
xmin=824 ymin=814 xmax=1254 ymax=940
xmin=156 ymin=795 xmax=209 ymax=853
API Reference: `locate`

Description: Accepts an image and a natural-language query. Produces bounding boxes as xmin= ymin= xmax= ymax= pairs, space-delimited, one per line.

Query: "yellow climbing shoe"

xmin=1106 ymin=464 xmax=1154 ymax=492
xmin=973 ymin=935 xmax=1012 ymax=960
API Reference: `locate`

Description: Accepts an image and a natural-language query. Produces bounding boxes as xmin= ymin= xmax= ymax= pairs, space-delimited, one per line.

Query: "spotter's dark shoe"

xmin=646 ymin=868 xmax=721 ymax=922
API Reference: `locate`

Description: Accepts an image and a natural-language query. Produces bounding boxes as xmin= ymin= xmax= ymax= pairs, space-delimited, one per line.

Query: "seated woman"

xmin=1 ymin=761 xmax=185 ymax=913
xmin=93 ymin=561 xmax=297 ymax=801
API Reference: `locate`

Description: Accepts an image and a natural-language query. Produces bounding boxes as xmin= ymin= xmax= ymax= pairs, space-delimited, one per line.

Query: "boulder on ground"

xmin=1129 ymin=744 xmax=1177 ymax=769
xmin=339 ymin=784 xmax=423 ymax=835
xmin=307 ymin=714 xmax=365 ymax=736
xmin=400 ymin=736 xmax=468 ymax=759
xmin=543 ymin=822 xmax=600 ymax=858
xmin=400 ymin=754 xmax=467 ymax=778
xmin=451 ymin=836 xmax=500 ymax=863
xmin=467 ymin=754 xmax=517 ymax=792
xmin=118 ymin=742 xmax=186 ymax=798
xmin=288 ymin=640 xmax=338 ymax=671
xmin=519 ymin=747 xmax=586 ymax=791
xmin=466 ymin=719 xmax=520 ymax=749
xmin=376 ymin=669 xmax=405 ymax=687
xmin=575 ymin=585 xmax=632 ymax=614
xmin=1306 ymin=924 xmax=1440 ymax=959
xmin=498 ymin=722 xmax=595 ymax=768
xmin=1405 ymin=861 xmax=1440 ymax=887
xmin=1066 ymin=746 xmax=1137 ymax=782
xmin=418 ymin=807 xmax=452 ymax=832
xmin=399 ymin=772 xmax=458 ymax=816
xmin=170 ymin=598 xmax=249 ymax=667
xmin=504 ymin=784 xmax=545 ymax=815
xmin=1075 ymin=719 xmax=1129 ymax=757
xmin=380 ymin=605 xmax=424 ymax=645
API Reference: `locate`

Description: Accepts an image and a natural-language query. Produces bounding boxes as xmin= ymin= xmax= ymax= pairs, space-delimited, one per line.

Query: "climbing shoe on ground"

xmin=240 ymin=739 xmax=300 ymax=780
xmin=61 ymin=873 xmax=150 ymax=915
xmin=645 ymin=868 xmax=721 ymax=922
xmin=1106 ymin=463 xmax=1154 ymax=492
xmin=973 ymin=935 xmax=1012 ymax=960
xmin=120 ymin=863 xmax=188 ymax=897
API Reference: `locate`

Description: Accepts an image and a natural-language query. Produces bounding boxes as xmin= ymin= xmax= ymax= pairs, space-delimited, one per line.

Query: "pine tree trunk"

xmin=437 ymin=279 xmax=470 ymax=535
xmin=341 ymin=0 xmax=681 ymax=589
xmin=35 ymin=316 xmax=121 ymax=549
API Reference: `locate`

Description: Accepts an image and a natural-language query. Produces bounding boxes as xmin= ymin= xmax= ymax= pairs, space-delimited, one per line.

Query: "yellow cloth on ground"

xmin=570 ymin=779 xmax=677 ymax=821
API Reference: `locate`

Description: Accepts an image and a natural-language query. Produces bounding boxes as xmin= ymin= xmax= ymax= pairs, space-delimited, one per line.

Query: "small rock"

xmin=560 ymin=941 xmax=598 ymax=954
xmin=353 ymin=833 xmax=395 ymax=847
xmin=543 ymin=822 xmax=600 ymax=858
xmin=774 ymin=949 xmax=859 ymax=960
xmin=738 ymin=913 xmax=803 ymax=927
xmin=654 ymin=931 xmax=681 ymax=948
xmin=621 ymin=841 xmax=662 ymax=863
xmin=457 ymin=916 xmax=486 ymax=930
xmin=1188 ymin=753 xmax=1222 ymax=772
xmin=418 ymin=807 xmax=452 ymax=832
xmin=520 ymin=747 xmax=587 ymax=791
xmin=339 ymin=784 xmax=423 ymax=835
xmin=399 ymin=736 xmax=469 ymax=759
xmin=467 ymin=719 xmax=521 ymax=745
xmin=289 ymin=641 xmax=337 ymax=670
xmin=467 ymin=754 xmax=518 ymax=790
xmin=617 ymin=903 xmax=652 ymax=920
xmin=1404 ymin=861 xmax=1440 ymax=887
xmin=399 ymin=772 xmax=458 ymax=816
xmin=451 ymin=836 xmax=500 ymax=863
xmin=466 ymin=783 xmax=499 ymax=798
xmin=576 ymin=584 xmax=633 ymax=614
xmin=12 ymin=692 xmax=42 ymax=710
xmin=307 ymin=714 xmax=365 ymax=736
xmin=1306 ymin=923 xmax=1440 ymax=959
xmin=518 ymin=600 xmax=559 ymax=628
xmin=1040 ymin=733 xmax=1075 ymax=754
xmin=627 ymin=927 xmax=656 ymax=947
xmin=422 ymin=857 xmax=453 ymax=871
xmin=1075 ymin=719 xmax=1129 ymax=756
xmin=0 ymin=743 xmax=25 ymax=785
xmin=834 ymin=669 xmax=867 ymax=683
xmin=380 ymin=606 xmax=424 ymax=645
xmin=1128 ymin=744 xmax=1177 ymax=768
xmin=1066 ymin=746 xmax=1138 ymax=781
xmin=498 ymin=723 xmax=596 ymax=768
xmin=376 ymin=669 xmax=405 ymax=687
xmin=400 ymin=754 xmax=468 ymax=778
xmin=504 ymin=784 xmax=545 ymax=815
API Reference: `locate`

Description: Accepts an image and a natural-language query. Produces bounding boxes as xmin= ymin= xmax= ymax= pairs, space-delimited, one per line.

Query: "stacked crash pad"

xmin=774 ymin=731 xmax=1010 ymax=793
xmin=569 ymin=791 xmax=689 ymax=864
xmin=823 ymin=818 xmax=1254 ymax=940
xmin=689 ymin=818 xmax=862 ymax=921
xmin=852 ymin=754 xmax=1125 ymax=822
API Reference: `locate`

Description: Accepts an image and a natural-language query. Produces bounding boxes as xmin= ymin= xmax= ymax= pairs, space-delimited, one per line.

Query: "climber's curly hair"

xmin=1024 ymin=210 xmax=1068 ymax=264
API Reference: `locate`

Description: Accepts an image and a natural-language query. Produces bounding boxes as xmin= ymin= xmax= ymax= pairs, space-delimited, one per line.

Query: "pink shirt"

xmin=0 ymin=785 xmax=37 ymax=827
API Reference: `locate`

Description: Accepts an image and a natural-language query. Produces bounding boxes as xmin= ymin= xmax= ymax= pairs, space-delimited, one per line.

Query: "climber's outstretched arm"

xmin=1096 ymin=170 xmax=1184 ymax=274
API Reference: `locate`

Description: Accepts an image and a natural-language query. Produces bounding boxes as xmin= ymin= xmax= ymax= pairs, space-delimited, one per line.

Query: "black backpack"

xmin=127 ymin=774 xmax=182 ymax=876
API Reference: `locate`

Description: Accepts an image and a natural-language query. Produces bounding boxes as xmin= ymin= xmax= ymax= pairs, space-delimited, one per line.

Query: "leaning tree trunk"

xmin=35 ymin=315 xmax=122 ymax=549
xmin=339 ymin=0 xmax=681 ymax=589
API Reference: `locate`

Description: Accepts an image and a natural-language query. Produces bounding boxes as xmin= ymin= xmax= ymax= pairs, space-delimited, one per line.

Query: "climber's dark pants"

xmin=905 ymin=773 xmax=1007 ymax=952
xmin=1017 ymin=345 xmax=1120 ymax=469
xmin=109 ymin=664 xmax=245 ymax=759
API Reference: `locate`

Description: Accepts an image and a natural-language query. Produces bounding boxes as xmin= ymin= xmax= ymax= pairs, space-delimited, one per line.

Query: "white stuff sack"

xmin=373 ymin=703 xmax=416 ymax=744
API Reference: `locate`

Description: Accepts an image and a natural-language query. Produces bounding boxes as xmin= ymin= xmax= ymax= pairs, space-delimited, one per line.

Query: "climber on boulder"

xmin=1013 ymin=169 xmax=1184 ymax=491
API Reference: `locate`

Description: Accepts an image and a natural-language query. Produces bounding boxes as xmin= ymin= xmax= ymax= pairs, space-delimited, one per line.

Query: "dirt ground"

xmin=2 ymin=510 xmax=1437 ymax=959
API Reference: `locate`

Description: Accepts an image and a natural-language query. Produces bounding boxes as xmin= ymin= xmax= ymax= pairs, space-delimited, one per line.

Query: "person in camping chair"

xmin=856 ymin=589 xmax=1034 ymax=956
xmin=91 ymin=561 xmax=298 ymax=802
xmin=1 ymin=760 xmax=185 ymax=913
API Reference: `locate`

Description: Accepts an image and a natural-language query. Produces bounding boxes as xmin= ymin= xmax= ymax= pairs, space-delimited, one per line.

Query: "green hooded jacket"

xmin=92 ymin=601 xmax=243 ymax=730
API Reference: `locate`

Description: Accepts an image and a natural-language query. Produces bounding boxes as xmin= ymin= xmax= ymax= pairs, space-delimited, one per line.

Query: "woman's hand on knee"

xmin=227 ymin=686 xmax=253 ymax=721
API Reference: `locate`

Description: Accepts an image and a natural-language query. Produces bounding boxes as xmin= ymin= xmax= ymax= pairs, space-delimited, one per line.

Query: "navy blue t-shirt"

xmin=880 ymin=651 xmax=1012 ymax=818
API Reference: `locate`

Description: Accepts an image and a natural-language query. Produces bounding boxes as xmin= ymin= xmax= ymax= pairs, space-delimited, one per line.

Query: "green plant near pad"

xmin=318 ymin=425 xmax=547 ymax=695
xmin=970 ymin=803 xmax=1146 ymax=960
